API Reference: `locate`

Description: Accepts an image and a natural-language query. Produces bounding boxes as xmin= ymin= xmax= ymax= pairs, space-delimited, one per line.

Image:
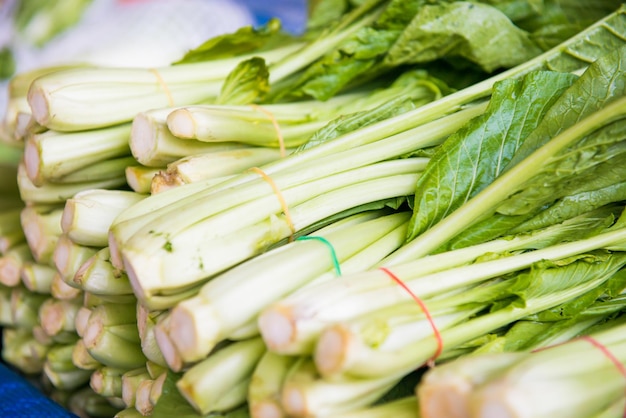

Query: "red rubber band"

xmin=250 ymin=167 xmax=296 ymax=241
xmin=379 ymin=267 xmax=443 ymax=367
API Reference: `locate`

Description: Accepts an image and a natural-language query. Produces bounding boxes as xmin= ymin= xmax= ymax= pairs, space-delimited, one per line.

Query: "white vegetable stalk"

xmin=44 ymin=344 xmax=93 ymax=391
xmin=72 ymin=339 xmax=102 ymax=371
xmin=0 ymin=208 xmax=26 ymax=253
xmin=10 ymin=286 xmax=48 ymax=330
xmin=20 ymin=205 xmax=63 ymax=265
xmin=121 ymin=367 xmax=151 ymax=408
xmin=0 ymin=243 xmax=34 ymax=287
xmin=130 ymin=107 xmax=252 ymax=167
xmin=314 ymin=303 xmax=481 ymax=379
xmin=280 ymin=357 xmax=400 ymax=418
xmin=0 ymin=285 xmax=12 ymax=326
xmin=90 ymin=367 xmax=125 ymax=398
xmin=74 ymin=306 xmax=92 ymax=338
xmin=53 ymin=234 xmax=97 ymax=285
xmin=458 ymin=323 xmax=626 ymax=418
xmin=73 ymin=247 xmax=133 ymax=297
xmin=134 ymin=379 xmax=155 ymax=416
xmin=27 ymin=45 xmax=301 ymax=132
xmin=23 ymin=124 xmax=131 ymax=185
xmin=114 ymin=104 xmax=480 ymax=260
xmin=1 ymin=328 xmax=50 ymax=374
xmin=153 ymin=314 xmax=187 ymax=372
xmin=62 ymin=189 xmax=146 ymax=248
xmin=20 ymin=261 xmax=55 ymax=294
xmin=136 ymin=303 xmax=168 ymax=367
xmin=336 ymin=397 xmax=420 ymax=418
xmin=48 ymin=156 xmax=136 ymax=184
xmin=176 ymin=337 xmax=266 ymax=415
xmin=249 ymin=351 xmax=298 ymax=418
xmin=156 ymin=147 xmax=285 ymax=187
xmin=125 ymin=166 xmax=160 ymax=194
xmin=123 ymin=168 xmax=417 ymax=299
xmin=38 ymin=297 xmax=81 ymax=338
xmin=17 ymin=163 xmax=128 ymax=205
xmin=166 ymin=105 xmax=326 ymax=147
xmin=50 ymin=272 xmax=82 ymax=301
xmin=168 ymin=212 xmax=410 ymax=363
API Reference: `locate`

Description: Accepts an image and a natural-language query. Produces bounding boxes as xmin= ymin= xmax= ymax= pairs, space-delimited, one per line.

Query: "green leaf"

xmin=216 ymin=57 xmax=270 ymax=105
xmin=175 ymin=19 xmax=294 ymax=64
xmin=384 ymin=2 xmax=543 ymax=72
xmin=407 ymin=70 xmax=576 ymax=241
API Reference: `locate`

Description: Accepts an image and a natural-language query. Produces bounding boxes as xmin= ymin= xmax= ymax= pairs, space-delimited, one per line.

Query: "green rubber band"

xmin=296 ymin=236 xmax=342 ymax=276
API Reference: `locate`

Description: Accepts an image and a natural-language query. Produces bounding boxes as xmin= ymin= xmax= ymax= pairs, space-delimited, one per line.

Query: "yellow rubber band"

xmin=251 ymin=104 xmax=286 ymax=158
xmin=250 ymin=167 xmax=295 ymax=239
xmin=150 ymin=68 xmax=175 ymax=107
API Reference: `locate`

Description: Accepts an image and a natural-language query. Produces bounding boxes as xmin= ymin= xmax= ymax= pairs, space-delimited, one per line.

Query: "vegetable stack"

xmin=2 ymin=1 xmax=626 ymax=418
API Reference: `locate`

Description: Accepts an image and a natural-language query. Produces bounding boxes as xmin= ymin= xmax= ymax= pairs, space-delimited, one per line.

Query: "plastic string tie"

xmin=296 ymin=236 xmax=342 ymax=276
xmin=251 ymin=104 xmax=286 ymax=158
xmin=379 ymin=266 xmax=443 ymax=367
xmin=249 ymin=167 xmax=296 ymax=240
xmin=149 ymin=68 xmax=175 ymax=107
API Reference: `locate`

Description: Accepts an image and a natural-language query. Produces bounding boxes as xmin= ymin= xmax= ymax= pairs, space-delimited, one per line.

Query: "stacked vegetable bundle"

xmin=2 ymin=1 xmax=626 ymax=417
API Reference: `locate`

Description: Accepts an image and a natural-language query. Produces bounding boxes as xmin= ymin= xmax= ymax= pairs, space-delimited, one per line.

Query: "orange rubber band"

xmin=379 ymin=267 xmax=443 ymax=367
xmin=250 ymin=167 xmax=296 ymax=240
xmin=251 ymin=104 xmax=286 ymax=158
xmin=149 ymin=68 xmax=175 ymax=107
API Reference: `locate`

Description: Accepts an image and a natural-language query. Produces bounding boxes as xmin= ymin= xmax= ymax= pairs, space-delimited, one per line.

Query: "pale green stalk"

xmin=27 ymin=45 xmax=301 ymax=131
xmin=23 ymin=124 xmax=131 ymax=185
xmin=44 ymin=354 xmax=92 ymax=390
xmin=249 ymin=351 xmax=298 ymax=418
xmin=72 ymin=338 xmax=102 ymax=371
xmin=166 ymin=105 xmax=327 ymax=147
xmin=74 ymin=306 xmax=92 ymax=338
xmin=1 ymin=327 xmax=50 ymax=374
xmin=280 ymin=357 xmax=399 ymax=418
xmin=73 ymin=247 xmax=133 ymax=296
xmin=134 ymin=379 xmax=156 ymax=416
xmin=49 ymin=156 xmax=136 ymax=184
xmin=468 ymin=323 xmax=626 ymax=418
xmin=337 ymin=397 xmax=419 ymax=418
xmin=0 ymin=207 xmax=26 ymax=250
xmin=125 ymin=169 xmax=420 ymax=303
xmin=90 ymin=367 xmax=125 ymax=398
xmin=129 ymin=107 xmax=252 ymax=167
xmin=17 ymin=163 xmax=128 ymax=204
xmin=62 ymin=189 xmax=146 ymax=247
xmin=0 ymin=243 xmax=34 ymax=287
xmin=136 ymin=303 xmax=168 ymax=367
xmin=20 ymin=205 xmax=63 ymax=265
xmin=50 ymin=272 xmax=82 ymax=301
xmin=159 ymin=147 xmax=285 ymax=186
xmin=169 ymin=212 xmax=410 ymax=363
xmin=0 ymin=284 xmax=12 ymax=325
xmin=259 ymin=227 xmax=626 ymax=355
xmin=20 ymin=261 xmax=57 ymax=293
xmin=121 ymin=368 xmax=151 ymax=408
xmin=38 ymin=297 xmax=81 ymax=338
xmin=10 ymin=286 xmax=48 ymax=329
xmin=112 ymin=104 xmax=480 ymax=259
xmin=83 ymin=323 xmax=147 ymax=369
xmin=125 ymin=165 xmax=160 ymax=194
xmin=177 ymin=337 xmax=266 ymax=415
xmin=67 ymin=386 xmax=123 ymax=418
xmin=53 ymin=234 xmax=97 ymax=285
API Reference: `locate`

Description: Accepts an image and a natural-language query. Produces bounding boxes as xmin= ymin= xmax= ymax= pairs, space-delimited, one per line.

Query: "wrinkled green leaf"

xmin=216 ymin=57 xmax=270 ymax=105
xmin=407 ymin=70 xmax=576 ymax=241
xmin=175 ymin=19 xmax=294 ymax=64
xmin=384 ymin=2 xmax=543 ymax=72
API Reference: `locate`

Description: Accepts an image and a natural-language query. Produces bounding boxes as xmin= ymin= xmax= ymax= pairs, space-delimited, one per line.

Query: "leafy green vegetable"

xmin=407 ymin=70 xmax=577 ymax=241
xmin=215 ymin=57 xmax=270 ymax=105
xmin=175 ymin=18 xmax=294 ymax=64
xmin=384 ymin=2 xmax=543 ymax=72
